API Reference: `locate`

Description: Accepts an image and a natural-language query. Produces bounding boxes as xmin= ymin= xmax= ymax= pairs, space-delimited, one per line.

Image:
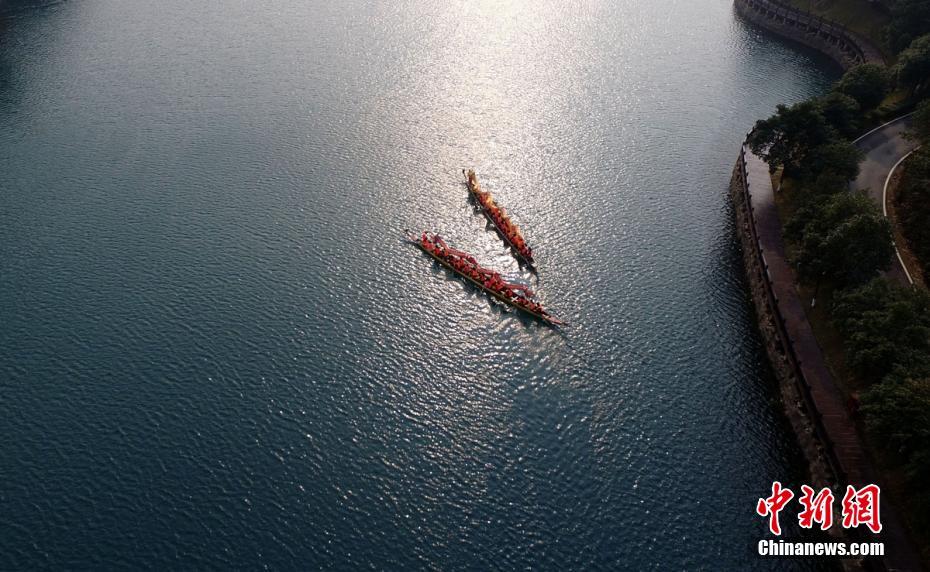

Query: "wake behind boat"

xmin=405 ymin=231 xmax=564 ymax=326
xmin=463 ymin=169 xmax=536 ymax=269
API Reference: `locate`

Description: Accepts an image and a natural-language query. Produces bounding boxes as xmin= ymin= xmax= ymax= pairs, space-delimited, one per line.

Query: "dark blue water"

xmin=0 ymin=1 xmax=841 ymax=569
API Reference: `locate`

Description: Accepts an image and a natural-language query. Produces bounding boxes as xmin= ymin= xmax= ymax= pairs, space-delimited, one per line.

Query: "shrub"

xmin=818 ymin=92 xmax=862 ymax=139
xmin=834 ymin=64 xmax=889 ymax=110
xmin=832 ymin=279 xmax=930 ymax=381
xmin=786 ymin=193 xmax=893 ymax=288
xmin=862 ymin=369 xmax=930 ymax=526
xmin=895 ymin=147 xmax=930 ymax=277
xmin=803 ymin=140 xmax=863 ymax=185
xmin=895 ymin=34 xmax=930 ymax=94
xmin=912 ymin=98 xmax=930 ymax=145
xmin=887 ymin=0 xmax=930 ymax=54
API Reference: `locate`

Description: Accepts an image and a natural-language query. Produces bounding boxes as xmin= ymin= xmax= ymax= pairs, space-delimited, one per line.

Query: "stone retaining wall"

xmin=729 ymin=157 xmax=836 ymax=489
xmin=734 ymin=0 xmax=885 ymax=69
xmin=731 ymin=144 xmax=924 ymax=571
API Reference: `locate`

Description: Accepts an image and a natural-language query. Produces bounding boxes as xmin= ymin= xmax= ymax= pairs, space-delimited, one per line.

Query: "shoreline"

xmin=730 ymin=153 xmax=840 ymax=488
xmin=730 ymin=3 xmax=924 ymax=568
xmin=729 ymin=161 xmax=835 ymax=489
xmin=733 ymin=0 xmax=884 ymax=69
xmin=730 ymin=145 xmax=924 ymax=572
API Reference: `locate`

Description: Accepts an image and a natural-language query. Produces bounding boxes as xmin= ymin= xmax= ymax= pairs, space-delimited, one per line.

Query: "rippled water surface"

xmin=0 ymin=0 xmax=841 ymax=569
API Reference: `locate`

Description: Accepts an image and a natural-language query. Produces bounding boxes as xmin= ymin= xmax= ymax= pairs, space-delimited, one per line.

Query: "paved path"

xmin=742 ymin=146 xmax=922 ymax=571
xmin=852 ymin=114 xmax=918 ymax=285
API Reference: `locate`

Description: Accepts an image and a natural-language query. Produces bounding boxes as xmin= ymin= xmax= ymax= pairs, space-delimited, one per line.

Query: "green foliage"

xmin=833 ymin=279 xmax=930 ymax=381
xmin=895 ymin=34 xmax=930 ymax=93
xmin=750 ymin=34 xmax=930 ymax=526
xmin=895 ymin=147 xmax=930 ymax=276
xmin=862 ymin=370 xmax=930 ymax=521
xmin=834 ymin=64 xmax=889 ymax=111
xmin=804 ymin=139 xmax=863 ymax=185
xmin=818 ymin=92 xmax=862 ymax=139
xmin=863 ymin=370 xmax=930 ymax=455
xmin=748 ymin=98 xmax=863 ymax=186
xmin=748 ymin=100 xmax=836 ymax=175
xmin=912 ymin=98 xmax=930 ymax=145
xmin=785 ymin=193 xmax=893 ymax=289
xmin=887 ymin=0 xmax=930 ymax=54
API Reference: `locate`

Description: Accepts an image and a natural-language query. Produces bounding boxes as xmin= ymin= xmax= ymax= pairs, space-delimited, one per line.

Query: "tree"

xmin=862 ymin=369 xmax=930 ymax=504
xmin=834 ymin=64 xmax=889 ymax=111
xmin=832 ymin=279 xmax=930 ymax=381
xmin=804 ymin=140 xmax=863 ymax=186
xmin=887 ymin=0 xmax=930 ymax=54
xmin=818 ymin=92 xmax=862 ymax=139
xmin=863 ymin=370 xmax=930 ymax=454
xmin=896 ymin=34 xmax=930 ymax=94
xmin=786 ymin=193 xmax=893 ymax=288
xmin=748 ymin=100 xmax=836 ymax=175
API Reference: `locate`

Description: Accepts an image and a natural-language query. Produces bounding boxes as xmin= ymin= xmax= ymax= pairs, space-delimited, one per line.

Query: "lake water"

xmin=0 ymin=0 xmax=840 ymax=569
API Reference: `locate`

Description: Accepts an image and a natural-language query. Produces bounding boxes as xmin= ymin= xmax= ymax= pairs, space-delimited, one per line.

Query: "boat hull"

xmin=464 ymin=175 xmax=536 ymax=269
xmin=409 ymin=236 xmax=562 ymax=326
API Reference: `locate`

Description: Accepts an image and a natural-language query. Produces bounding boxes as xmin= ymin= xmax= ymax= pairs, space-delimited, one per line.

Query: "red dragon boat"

xmin=463 ymin=169 xmax=536 ymax=269
xmin=406 ymin=231 xmax=563 ymax=326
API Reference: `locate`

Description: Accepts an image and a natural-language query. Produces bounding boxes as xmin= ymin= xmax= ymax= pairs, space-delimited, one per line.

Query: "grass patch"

xmin=879 ymin=88 xmax=914 ymax=118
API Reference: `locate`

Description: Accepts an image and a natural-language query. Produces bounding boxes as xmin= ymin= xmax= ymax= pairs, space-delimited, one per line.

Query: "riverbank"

xmin=731 ymin=143 xmax=924 ymax=571
xmin=729 ymin=159 xmax=835 ymax=489
xmin=731 ymin=1 xmax=930 ymax=564
xmin=734 ymin=0 xmax=885 ymax=69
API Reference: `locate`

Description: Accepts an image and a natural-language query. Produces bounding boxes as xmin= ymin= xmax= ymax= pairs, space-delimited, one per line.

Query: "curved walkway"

xmin=741 ymin=144 xmax=922 ymax=571
xmin=852 ymin=114 xmax=919 ymax=285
